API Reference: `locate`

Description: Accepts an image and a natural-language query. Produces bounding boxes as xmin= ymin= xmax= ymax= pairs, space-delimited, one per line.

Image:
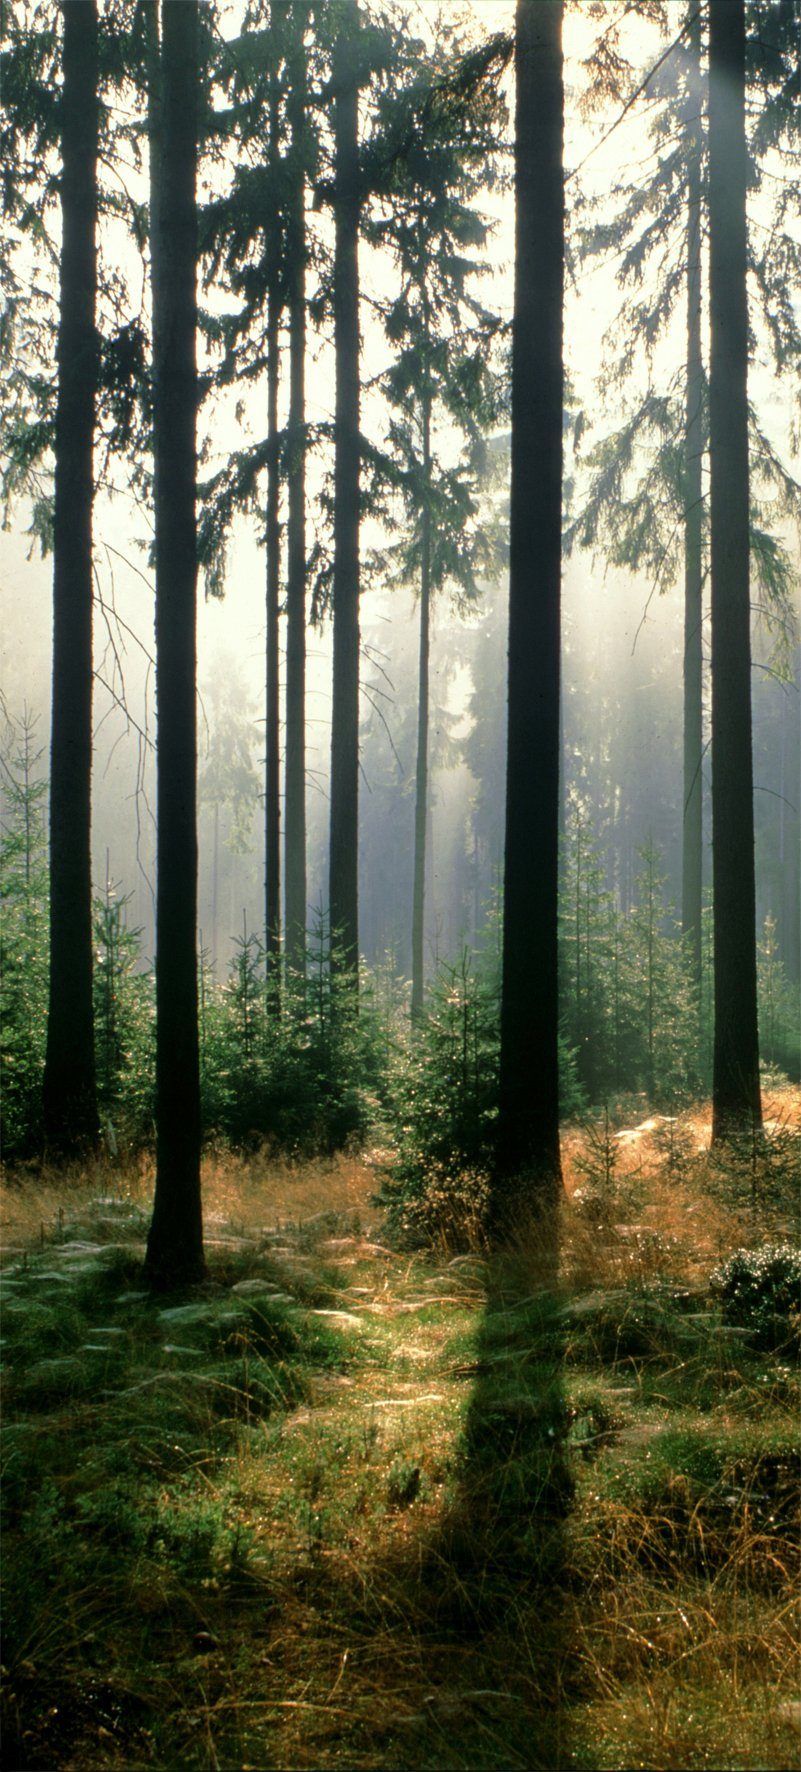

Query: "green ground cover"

xmin=1 ymin=1106 xmax=799 ymax=1770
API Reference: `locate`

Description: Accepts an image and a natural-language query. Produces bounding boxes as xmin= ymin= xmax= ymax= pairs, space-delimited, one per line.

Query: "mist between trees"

xmin=1 ymin=0 xmax=799 ymax=1250
xmin=3 ymin=13 xmax=801 ymax=1767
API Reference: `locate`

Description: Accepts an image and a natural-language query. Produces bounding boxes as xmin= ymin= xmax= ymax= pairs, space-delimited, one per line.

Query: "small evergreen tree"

xmin=0 ymin=714 xmax=49 ymax=1159
xmin=558 ymin=810 xmax=699 ymax=1107
xmin=559 ymin=798 xmax=615 ymax=1102
xmin=758 ymin=914 xmax=801 ymax=1082
xmin=624 ymin=837 xmax=698 ymax=1104
xmin=93 ymin=869 xmax=155 ymax=1147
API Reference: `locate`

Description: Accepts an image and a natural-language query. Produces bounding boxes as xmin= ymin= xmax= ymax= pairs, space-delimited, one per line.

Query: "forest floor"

xmin=1 ymin=1088 xmax=799 ymax=1771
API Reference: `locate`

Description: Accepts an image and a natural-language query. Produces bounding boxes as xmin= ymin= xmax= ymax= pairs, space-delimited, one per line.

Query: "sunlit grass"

xmin=1 ymin=1092 xmax=799 ymax=1768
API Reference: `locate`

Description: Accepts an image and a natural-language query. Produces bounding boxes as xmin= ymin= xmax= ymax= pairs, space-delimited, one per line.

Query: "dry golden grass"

xmin=201 ymin=1145 xmax=382 ymax=1231
xmin=0 ymin=1149 xmax=151 ymax=1255
xmin=0 ymin=1147 xmax=381 ymax=1261
xmin=2 ymin=1092 xmax=799 ymax=1769
xmin=561 ymin=1081 xmax=801 ymax=1291
xmin=4 ymin=1082 xmax=797 ymax=1265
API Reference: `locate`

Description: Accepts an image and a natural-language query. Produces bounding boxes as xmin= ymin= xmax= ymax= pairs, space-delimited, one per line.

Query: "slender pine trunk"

xmin=145 ymin=0 xmax=205 ymax=1286
xmin=212 ymin=800 xmax=219 ymax=972
xmin=411 ymin=389 xmax=432 ymax=1024
xmin=708 ymin=0 xmax=762 ymax=1140
xmin=265 ymin=277 xmax=281 ymax=1000
xmin=681 ymin=3 xmax=704 ymax=989
xmin=329 ymin=1 xmax=360 ymax=982
xmin=496 ymin=0 xmax=564 ymax=1208
xmin=781 ymin=651 xmax=800 ymax=983
xmin=284 ymin=10 xmax=308 ymax=979
xmin=263 ymin=18 xmax=281 ymax=1003
xmin=43 ymin=0 xmax=98 ymax=1154
xmin=558 ymin=689 xmax=566 ymax=852
xmin=646 ymin=843 xmax=655 ymax=1102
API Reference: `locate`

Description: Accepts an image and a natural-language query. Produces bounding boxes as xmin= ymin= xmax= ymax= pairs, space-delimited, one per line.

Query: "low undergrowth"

xmin=1 ymin=1096 xmax=799 ymax=1769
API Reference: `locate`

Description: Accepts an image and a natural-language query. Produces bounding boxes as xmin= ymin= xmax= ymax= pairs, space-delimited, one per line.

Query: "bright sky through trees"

xmin=1 ymin=0 xmax=796 ymax=971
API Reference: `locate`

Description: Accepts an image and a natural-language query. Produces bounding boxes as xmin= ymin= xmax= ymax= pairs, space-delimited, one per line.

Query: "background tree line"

xmin=1 ymin=0 xmax=798 ymax=1272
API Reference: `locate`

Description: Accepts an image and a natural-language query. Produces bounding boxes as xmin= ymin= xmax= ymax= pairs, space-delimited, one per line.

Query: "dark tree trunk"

xmin=42 ymin=0 xmax=99 ymax=1155
xmin=265 ymin=277 xmax=281 ymax=998
xmin=496 ymin=0 xmax=564 ymax=1208
xmin=558 ymin=688 xmax=566 ymax=852
xmin=411 ymin=391 xmax=432 ymax=1024
xmin=780 ymin=651 xmax=800 ymax=983
xmin=145 ymin=0 xmax=205 ymax=1286
xmin=284 ymin=8 xmax=308 ymax=979
xmin=212 ymin=800 xmax=219 ymax=971
xmin=328 ymin=0 xmax=360 ymax=981
xmin=264 ymin=16 xmax=281 ymax=1002
xmin=681 ymin=3 xmax=704 ymax=990
xmin=708 ymin=0 xmax=762 ymax=1140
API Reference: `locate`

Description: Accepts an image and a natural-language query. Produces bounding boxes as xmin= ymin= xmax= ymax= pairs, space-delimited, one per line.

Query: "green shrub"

xmin=382 ymin=953 xmax=496 ymax=1246
xmin=201 ymin=917 xmax=389 ymax=1152
xmin=0 ymin=715 xmax=49 ymax=1158
xmin=93 ymin=878 xmax=155 ymax=1149
xmin=758 ymin=915 xmax=801 ymax=1083
xmin=559 ymin=814 xmax=701 ymax=1107
xmin=710 ymin=1244 xmax=801 ymax=1350
xmin=387 ymin=1159 xmax=492 ymax=1250
xmin=383 ymin=948 xmax=585 ymax=1248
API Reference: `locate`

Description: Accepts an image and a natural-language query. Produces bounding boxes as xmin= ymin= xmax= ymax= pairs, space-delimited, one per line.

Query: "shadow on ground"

xmin=320 ymin=1230 xmax=577 ymax=1772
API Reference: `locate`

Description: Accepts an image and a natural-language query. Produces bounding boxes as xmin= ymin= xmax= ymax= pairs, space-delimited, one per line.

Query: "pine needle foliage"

xmin=0 ymin=713 xmax=49 ymax=1158
xmin=559 ymin=811 xmax=701 ymax=1108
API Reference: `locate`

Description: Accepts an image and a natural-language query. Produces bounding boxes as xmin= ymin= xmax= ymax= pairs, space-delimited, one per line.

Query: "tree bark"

xmin=284 ymin=7 xmax=308 ymax=979
xmin=708 ymin=0 xmax=762 ymax=1140
xmin=145 ymin=0 xmax=205 ymax=1286
xmin=42 ymin=0 xmax=99 ymax=1155
xmin=265 ymin=278 xmax=281 ymax=998
xmin=780 ymin=650 xmax=800 ymax=983
xmin=328 ymin=0 xmax=361 ymax=981
xmin=681 ymin=3 xmax=704 ymax=990
xmin=410 ymin=390 xmax=432 ymax=1024
xmin=496 ymin=0 xmax=564 ymax=1207
xmin=212 ymin=799 xmax=219 ymax=971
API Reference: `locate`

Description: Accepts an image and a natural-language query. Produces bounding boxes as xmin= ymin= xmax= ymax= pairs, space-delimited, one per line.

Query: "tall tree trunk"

xmin=328 ymin=0 xmax=360 ymax=981
xmin=42 ymin=0 xmax=98 ymax=1154
xmin=284 ymin=6 xmax=308 ymax=979
xmin=780 ymin=650 xmax=800 ymax=983
xmin=708 ymin=0 xmax=762 ymax=1140
xmin=145 ymin=0 xmax=205 ymax=1286
xmin=496 ymin=0 xmax=564 ymax=1209
xmin=265 ymin=276 xmax=281 ymax=998
xmin=681 ymin=2 xmax=704 ymax=990
xmin=411 ymin=390 xmax=432 ymax=1024
xmin=264 ymin=13 xmax=281 ymax=1002
xmin=212 ymin=799 xmax=219 ymax=971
